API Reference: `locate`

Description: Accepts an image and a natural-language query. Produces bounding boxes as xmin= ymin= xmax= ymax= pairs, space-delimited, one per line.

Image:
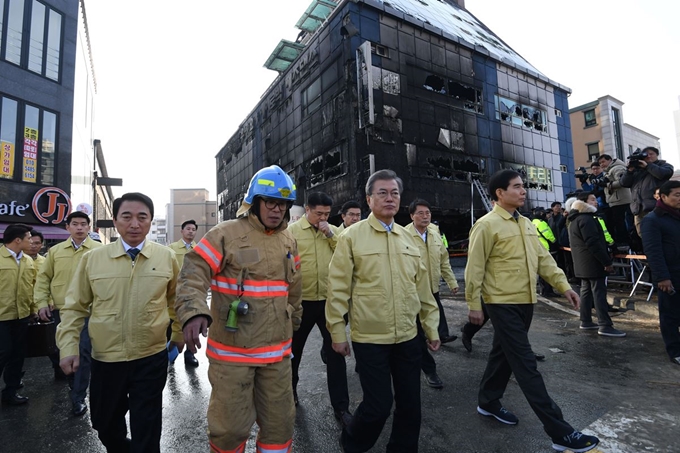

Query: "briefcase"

xmin=25 ymin=321 xmax=58 ymax=358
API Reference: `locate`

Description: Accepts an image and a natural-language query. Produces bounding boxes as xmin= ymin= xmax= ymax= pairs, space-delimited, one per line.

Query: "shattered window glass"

xmin=422 ymin=73 xmax=483 ymax=113
xmin=494 ymin=95 xmax=546 ymax=132
xmin=307 ymin=145 xmax=346 ymax=188
xmin=373 ymin=67 xmax=401 ymax=95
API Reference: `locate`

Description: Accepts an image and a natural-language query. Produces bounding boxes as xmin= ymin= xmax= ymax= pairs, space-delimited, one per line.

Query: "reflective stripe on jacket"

xmin=34 ymin=236 xmax=103 ymax=310
xmin=532 ymin=218 xmax=555 ymax=250
xmin=405 ymin=222 xmax=458 ymax=293
xmin=288 ymin=215 xmax=338 ymax=301
xmin=0 ymin=247 xmax=36 ymax=321
xmin=465 ymin=205 xmax=571 ymax=311
xmin=326 ymin=213 xmax=439 ymax=345
xmin=175 ymin=213 xmax=302 ymax=366
xmin=597 ymin=217 xmax=614 ymax=245
xmin=56 ymin=241 xmax=180 ymax=362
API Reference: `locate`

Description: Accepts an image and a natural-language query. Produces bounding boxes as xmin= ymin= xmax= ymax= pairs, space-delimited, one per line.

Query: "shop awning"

xmin=0 ymin=222 xmax=70 ymax=240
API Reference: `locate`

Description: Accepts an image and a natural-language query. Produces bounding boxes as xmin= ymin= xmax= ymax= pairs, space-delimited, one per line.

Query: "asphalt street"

xmin=1 ymin=281 xmax=679 ymax=452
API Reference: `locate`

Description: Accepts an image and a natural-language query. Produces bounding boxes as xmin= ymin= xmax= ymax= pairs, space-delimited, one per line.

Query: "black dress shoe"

xmin=184 ymin=350 xmax=199 ymax=367
xmin=2 ymin=393 xmax=29 ymax=405
xmin=334 ymin=409 xmax=353 ymax=428
xmin=671 ymin=356 xmax=680 ymax=366
xmin=534 ymin=353 xmax=545 ymax=361
xmin=461 ymin=327 xmax=472 ymax=352
xmin=72 ymin=400 xmax=88 ymax=417
xmin=425 ymin=372 xmax=444 ymax=389
xmin=440 ymin=334 xmax=458 ymax=344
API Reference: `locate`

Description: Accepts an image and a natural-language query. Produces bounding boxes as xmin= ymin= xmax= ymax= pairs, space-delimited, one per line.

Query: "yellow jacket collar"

xmin=367 ymin=213 xmax=401 ymax=235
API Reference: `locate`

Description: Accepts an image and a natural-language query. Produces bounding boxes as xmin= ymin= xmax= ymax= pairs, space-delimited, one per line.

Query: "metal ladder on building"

xmin=470 ymin=175 xmax=493 ymax=212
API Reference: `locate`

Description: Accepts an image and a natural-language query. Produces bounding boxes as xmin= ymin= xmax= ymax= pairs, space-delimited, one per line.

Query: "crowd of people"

xmin=1 ymin=155 xmax=678 ymax=453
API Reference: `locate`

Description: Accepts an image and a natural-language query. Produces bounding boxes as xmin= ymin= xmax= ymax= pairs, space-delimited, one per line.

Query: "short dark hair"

xmin=306 ymin=192 xmax=333 ymax=208
xmin=576 ymin=192 xmax=593 ymax=202
xmin=488 ymin=170 xmax=522 ymax=201
xmin=340 ymin=200 xmax=361 ymax=215
xmin=659 ymin=180 xmax=680 ymax=196
xmin=113 ymin=192 xmax=154 ymax=220
xmin=3 ymin=223 xmax=31 ymax=244
xmin=550 ymin=201 xmax=562 ymax=208
xmin=590 ymin=162 xmax=601 ymax=168
xmin=598 ymin=154 xmax=612 ymax=162
xmin=408 ymin=198 xmax=431 ymax=214
xmin=29 ymin=229 xmax=44 ymax=242
xmin=66 ymin=211 xmax=91 ymax=225
xmin=642 ymin=146 xmax=659 ymax=155
xmin=181 ymin=219 xmax=197 ymax=230
xmin=365 ymin=169 xmax=403 ymax=195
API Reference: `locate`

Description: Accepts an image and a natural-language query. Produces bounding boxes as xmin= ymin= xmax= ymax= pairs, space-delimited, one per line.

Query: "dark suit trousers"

xmin=461 ymin=303 xmax=490 ymax=340
xmin=479 ymin=304 xmax=573 ymax=440
xmin=291 ymin=300 xmax=349 ymax=412
xmin=0 ymin=316 xmax=29 ymax=396
xmin=90 ymin=349 xmax=167 ymax=453
xmin=420 ymin=292 xmax=447 ymax=374
xmin=342 ymin=337 xmax=422 ymax=453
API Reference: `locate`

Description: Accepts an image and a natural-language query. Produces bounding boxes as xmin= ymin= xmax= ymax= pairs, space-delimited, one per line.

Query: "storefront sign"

xmin=23 ymin=127 xmax=38 ymax=183
xmin=0 ymin=200 xmax=28 ymax=216
xmin=1 ymin=141 xmax=15 ymax=179
xmin=32 ymin=186 xmax=71 ymax=224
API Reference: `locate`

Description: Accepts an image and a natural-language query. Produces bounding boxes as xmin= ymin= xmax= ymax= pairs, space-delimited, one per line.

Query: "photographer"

xmin=597 ymin=154 xmax=631 ymax=248
xmin=620 ymin=146 xmax=674 ymax=237
xmin=579 ymin=162 xmax=608 ymax=210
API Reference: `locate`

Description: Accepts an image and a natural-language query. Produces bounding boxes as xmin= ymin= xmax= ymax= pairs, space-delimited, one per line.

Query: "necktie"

xmin=127 ymin=248 xmax=140 ymax=261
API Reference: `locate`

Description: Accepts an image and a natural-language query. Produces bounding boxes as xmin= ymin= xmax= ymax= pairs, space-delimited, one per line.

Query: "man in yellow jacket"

xmin=327 ymin=169 xmax=440 ymax=452
xmin=338 ymin=200 xmax=362 ymax=231
xmin=0 ymin=224 xmax=36 ymax=406
xmin=27 ymin=230 xmax=45 ymax=269
xmin=465 ymin=169 xmax=599 ymax=453
xmin=168 ymin=219 xmax=199 ymax=367
xmin=288 ymin=191 xmax=351 ymax=425
xmin=176 ymin=165 xmax=302 ymax=453
xmin=405 ymin=198 xmax=459 ymax=390
xmin=56 ymin=193 xmax=181 ymax=453
xmin=35 ymin=211 xmax=102 ymax=416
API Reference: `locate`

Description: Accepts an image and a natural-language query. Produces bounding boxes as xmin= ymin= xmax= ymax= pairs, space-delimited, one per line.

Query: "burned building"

xmin=215 ymin=0 xmax=576 ymax=239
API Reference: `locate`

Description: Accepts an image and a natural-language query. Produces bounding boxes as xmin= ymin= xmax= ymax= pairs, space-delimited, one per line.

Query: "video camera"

xmin=627 ymin=148 xmax=648 ymax=168
xmin=574 ymin=166 xmax=608 ymax=188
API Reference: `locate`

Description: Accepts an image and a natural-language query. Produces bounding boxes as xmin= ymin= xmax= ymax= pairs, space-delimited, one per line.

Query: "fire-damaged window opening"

xmin=423 ymin=74 xmax=483 ymax=113
xmin=494 ymin=95 xmax=546 ymax=132
xmin=524 ymin=164 xmax=552 ymax=191
xmin=302 ymin=78 xmax=322 ymax=117
xmin=307 ymin=145 xmax=345 ymax=188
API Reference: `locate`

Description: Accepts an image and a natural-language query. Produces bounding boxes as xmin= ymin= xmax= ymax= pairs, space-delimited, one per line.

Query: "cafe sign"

xmin=0 ymin=186 xmax=71 ymax=224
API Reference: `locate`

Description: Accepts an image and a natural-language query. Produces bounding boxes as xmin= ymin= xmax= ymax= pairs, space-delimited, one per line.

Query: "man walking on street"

xmin=175 ymin=165 xmax=302 ymax=453
xmin=405 ymin=198 xmax=459 ymax=389
xmin=168 ymin=219 xmax=200 ymax=367
xmin=0 ymin=224 xmax=36 ymax=406
xmin=642 ymin=180 xmax=680 ymax=366
xmin=35 ymin=211 xmax=103 ymax=416
xmin=465 ymin=169 xmax=599 ymax=453
xmin=288 ymin=191 xmax=351 ymax=425
xmin=56 ymin=193 xmax=181 ymax=452
xmin=327 ymin=169 xmax=440 ymax=453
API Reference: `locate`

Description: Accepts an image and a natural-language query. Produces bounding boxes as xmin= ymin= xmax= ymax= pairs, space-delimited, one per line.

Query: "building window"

xmin=308 ymin=144 xmax=346 ymax=187
xmin=584 ymin=109 xmax=596 ymax=127
xmin=0 ymin=0 xmax=63 ymax=81
xmin=587 ymin=142 xmax=599 ymax=162
xmin=494 ymin=95 xmax=546 ymax=132
xmin=0 ymin=94 xmax=57 ymax=183
xmin=525 ymin=165 xmax=552 ymax=191
xmin=628 ymin=144 xmax=633 ymax=155
xmin=559 ymin=164 xmax=567 ymax=172
xmin=611 ymin=107 xmax=623 ymax=160
xmin=422 ymin=74 xmax=483 ymax=113
xmin=302 ymin=78 xmax=321 ymax=117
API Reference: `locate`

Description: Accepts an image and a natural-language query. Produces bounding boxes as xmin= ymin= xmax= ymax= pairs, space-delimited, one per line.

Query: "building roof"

xmin=569 ymin=100 xmax=599 ymax=114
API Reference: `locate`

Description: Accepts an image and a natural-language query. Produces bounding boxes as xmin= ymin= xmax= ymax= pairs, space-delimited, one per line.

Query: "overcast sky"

xmin=84 ymin=0 xmax=680 ymax=211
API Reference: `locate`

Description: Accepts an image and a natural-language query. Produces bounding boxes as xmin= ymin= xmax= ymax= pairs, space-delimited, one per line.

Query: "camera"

xmin=574 ymin=166 xmax=591 ymax=184
xmin=628 ymin=148 xmax=648 ymax=168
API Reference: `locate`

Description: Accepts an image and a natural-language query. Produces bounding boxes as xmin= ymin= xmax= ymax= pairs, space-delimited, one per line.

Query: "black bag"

xmin=25 ymin=320 xmax=58 ymax=358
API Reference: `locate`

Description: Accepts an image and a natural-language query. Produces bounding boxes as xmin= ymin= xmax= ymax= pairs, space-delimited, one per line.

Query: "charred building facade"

xmin=216 ymin=0 xmax=576 ymax=239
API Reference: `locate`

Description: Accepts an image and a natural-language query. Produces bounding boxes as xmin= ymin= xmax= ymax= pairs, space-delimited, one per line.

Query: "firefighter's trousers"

xmin=207 ymin=357 xmax=295 ymax=453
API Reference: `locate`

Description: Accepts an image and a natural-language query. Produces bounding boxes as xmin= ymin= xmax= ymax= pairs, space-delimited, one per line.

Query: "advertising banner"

xmin=23 ymin=127 xmax=38 ymax=183
xmin=1 ymin=141 xmax=14 ymax=179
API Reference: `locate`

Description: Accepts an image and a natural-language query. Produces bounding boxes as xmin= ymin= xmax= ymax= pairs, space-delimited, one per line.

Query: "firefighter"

xmin=176 ymin=165 xmax=302 ymax=453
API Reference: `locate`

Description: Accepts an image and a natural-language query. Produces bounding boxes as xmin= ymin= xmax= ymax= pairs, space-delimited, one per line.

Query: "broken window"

xmin=422 ymin=73 xmax=482 ymax=113
xmin=372 ymin=67 xmax=401 ymax=95
xmin=494 ymin=95 xmax=547 ymax=132
xmin=302 ymin=78 xmax=322 ymax=116
xmin=307 ymin=145 xmax=346 ymax=188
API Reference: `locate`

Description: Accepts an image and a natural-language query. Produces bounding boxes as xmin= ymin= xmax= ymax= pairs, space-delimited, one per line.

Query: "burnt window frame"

xmin=494 ymin=94 xmax=547 ymax=133
xmin=419 ymin=71 xmax=484 ymax=114
xmin=307 ymin=143 xmax=346 ymax=188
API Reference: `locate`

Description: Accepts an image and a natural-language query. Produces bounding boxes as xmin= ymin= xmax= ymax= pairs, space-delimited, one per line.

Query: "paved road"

xmin=1 ymin=292 xmax=678 ymax=452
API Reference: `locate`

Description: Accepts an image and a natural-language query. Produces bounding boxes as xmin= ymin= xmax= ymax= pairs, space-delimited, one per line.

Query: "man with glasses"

xmin=405 ymin=198 xmax=459 ymax=390
xmin=175 ymin=165 xmax=302 ymax=453
xmin=338 ymin=200 xmax=362 ymax=231
xmin=288 ymin=192 xmax=351 ymax=426
xmin=327 ymin=169 xmax=440 ymax=452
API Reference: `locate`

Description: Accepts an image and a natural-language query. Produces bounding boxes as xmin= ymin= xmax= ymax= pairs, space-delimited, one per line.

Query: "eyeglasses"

xmin=345 ymin=212 xmax=361 ymax=218
xmin=371 ymin=190 xmax=401 ymax=199
xmin=414 ymin=211 xmax=431 ymax=217
xmin=262 ymin=199 xmax=290 ymax=211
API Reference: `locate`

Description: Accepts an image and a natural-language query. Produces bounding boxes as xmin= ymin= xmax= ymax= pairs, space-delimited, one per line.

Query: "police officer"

xmin=35 ymin=211 xmax=103 ymax=416
xmin=176 ymin=165 xmax=302 ymax=453
xmin=0 ymin=224 xmax=36 ymax=406
xmin=168 ymin=219 xmax=199 ymax=367
xmin=405 ymin=198 xmax=459 ymax=389
xmin=56 ymin=193 xmax=181 ymax=452
xmin=327 ymin=169 xmax=440 ymax=452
